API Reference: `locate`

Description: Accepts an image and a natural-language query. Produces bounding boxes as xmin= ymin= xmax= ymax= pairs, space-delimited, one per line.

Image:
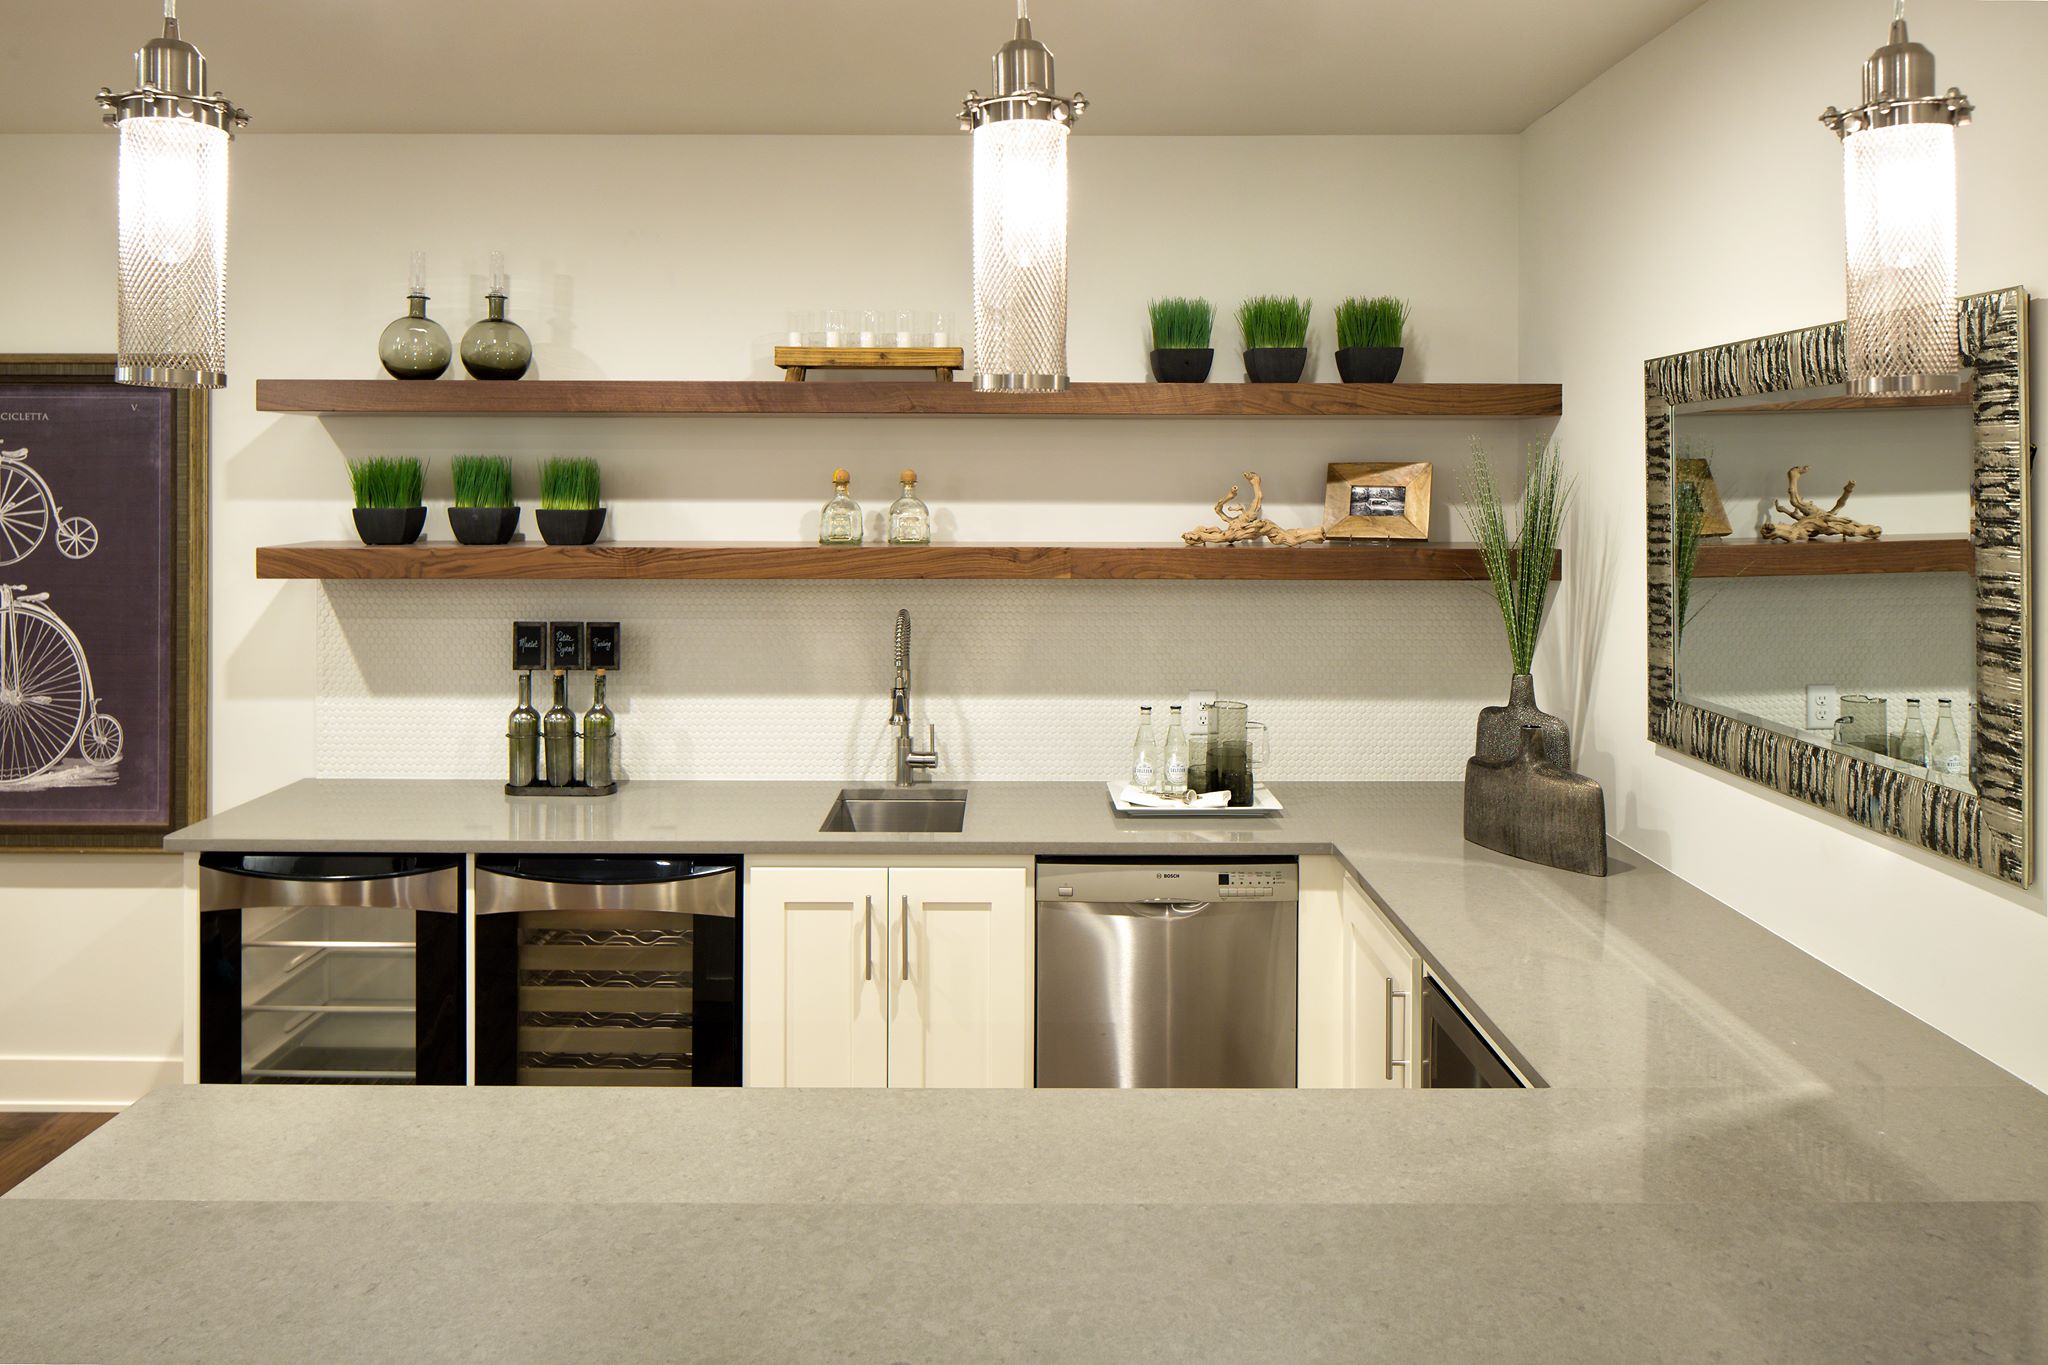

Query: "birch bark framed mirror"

xmin=1645 ymin=286 xmax=2031 ymax=886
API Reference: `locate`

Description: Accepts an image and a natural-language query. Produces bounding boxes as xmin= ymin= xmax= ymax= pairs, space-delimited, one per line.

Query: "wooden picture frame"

xmin=0 ymin=356 xmax=207 ymax=852
xmin=1324 ymin=461 xmax=1431 ymax=540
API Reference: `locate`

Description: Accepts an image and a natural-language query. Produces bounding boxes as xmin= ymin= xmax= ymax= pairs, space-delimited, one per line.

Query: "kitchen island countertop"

xmin=3 ymin=778 xmax=2043 ymax=1362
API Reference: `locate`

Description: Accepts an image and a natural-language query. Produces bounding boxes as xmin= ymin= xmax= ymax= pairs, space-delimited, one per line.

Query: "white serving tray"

xmin=1105 ymin=782 xmax=1283 ymax=816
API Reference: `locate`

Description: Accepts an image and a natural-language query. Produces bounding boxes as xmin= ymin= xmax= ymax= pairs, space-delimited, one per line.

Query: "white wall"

xmin=0 ymin=132 xmax=1528 ymax=1105
xmin=1519 ymin=0 xmax=2048 ymax=1090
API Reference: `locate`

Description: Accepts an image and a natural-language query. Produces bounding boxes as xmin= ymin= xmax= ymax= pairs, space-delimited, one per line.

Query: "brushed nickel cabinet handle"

xmin=901 ymin=895 xmax=911 ymax=980
xmin=864 ymin=895 xmax=874 ymax=982
xmin=1386 ymin=976 xmax=1410 ymax=1080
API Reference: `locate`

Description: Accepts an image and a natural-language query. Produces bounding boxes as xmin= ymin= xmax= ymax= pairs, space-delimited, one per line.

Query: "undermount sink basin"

xmin=820 ymin=787 xmax=970 ymax=834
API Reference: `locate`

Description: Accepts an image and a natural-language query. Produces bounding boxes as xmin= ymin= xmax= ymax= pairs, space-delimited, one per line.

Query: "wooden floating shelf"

xmin=1693 ymin=535 xmax=1974 ymax=578
xmin=253 ymin=379 xmax=1563 ymax=419
xmin=256 ymin=541 xmax=1561 ymax=583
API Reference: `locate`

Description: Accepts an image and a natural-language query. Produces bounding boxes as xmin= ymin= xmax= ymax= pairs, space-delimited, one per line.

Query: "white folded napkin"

xmin=1115 ymin=784 xmax=1233 ymax=809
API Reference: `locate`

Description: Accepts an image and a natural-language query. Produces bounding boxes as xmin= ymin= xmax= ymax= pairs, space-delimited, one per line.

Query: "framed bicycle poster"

xmin=0 ymin=356 xmax=206 ymax=851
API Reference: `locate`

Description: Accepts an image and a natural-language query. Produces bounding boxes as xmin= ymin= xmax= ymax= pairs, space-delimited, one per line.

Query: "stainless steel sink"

xmin=820 ymin=787 xmax=970 ymax=834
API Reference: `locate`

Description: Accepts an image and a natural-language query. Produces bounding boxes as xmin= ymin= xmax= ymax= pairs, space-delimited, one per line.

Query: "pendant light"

xmin=96 ymin=1 xmax=250 ymax=390
xmin=957 ymin=2 xmax=1087 ymax=392
xmin=1819 ymin=3 xmax=1972 ymax=395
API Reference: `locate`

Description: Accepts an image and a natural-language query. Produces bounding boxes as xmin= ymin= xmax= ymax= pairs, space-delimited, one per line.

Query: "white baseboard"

xmin=0 ymin=1055 xmax=182 ymax=1111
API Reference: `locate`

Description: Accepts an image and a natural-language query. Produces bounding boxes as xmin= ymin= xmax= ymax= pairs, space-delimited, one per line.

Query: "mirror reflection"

xmin=1670 ymin=386 xmax=1977 ymax=793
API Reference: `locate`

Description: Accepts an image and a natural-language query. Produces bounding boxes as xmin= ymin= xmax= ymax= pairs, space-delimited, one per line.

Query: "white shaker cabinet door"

xmin=886 ymin=865 xmax=1034 ymax=1089
xmin=1298 ymin=860 xmax=1420 ymax=1088
xmin=743 ymin=867 xmax=891 ymax=1088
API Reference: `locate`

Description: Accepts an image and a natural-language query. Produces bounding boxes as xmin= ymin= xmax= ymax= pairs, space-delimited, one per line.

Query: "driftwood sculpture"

xmin=1759 ymin=464 xmax=1881 ymax=543
xmin=1182 ymin=471 xmax=1327 ymax=547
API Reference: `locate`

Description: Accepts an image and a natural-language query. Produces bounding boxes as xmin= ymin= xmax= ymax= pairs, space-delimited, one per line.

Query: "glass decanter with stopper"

xmin=819 ymin=468 xmax=864 ymax=545
xmin=460 ymin=251 xmax=533 ymax=381
xmin=1927 ymin=698 xmax=1964 ymax=778
xmin=378 ymin=251 xmax=452 ymax=380
xmin=886 ymin=469 xmax=932 ymax=545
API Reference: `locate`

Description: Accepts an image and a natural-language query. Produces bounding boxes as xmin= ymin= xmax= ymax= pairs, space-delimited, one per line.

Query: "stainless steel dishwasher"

xmin=1035 ymin=860 xmax=1297 ymax=1088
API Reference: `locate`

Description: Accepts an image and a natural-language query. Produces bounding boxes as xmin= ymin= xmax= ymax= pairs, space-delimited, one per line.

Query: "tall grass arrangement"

xmin=451 ymin=455 xmax=515 ymax=509
xmin=1459 ymin=440 xmax=1572 ymax=676
xmin=346 ymin=456 xmax=424 ymax=509
xmin=1148 ymin=297 xmax=1215 ymax=350
xmin=1674 ymin=479 xmax=1706 ymax=665
xmin=1236 ymin=295 xmax=1312 ymax=349
xmin=1334 ymin=296 xmax=1409 ymax=350
xmin=539 ymin=456 xmax=602 ymax=510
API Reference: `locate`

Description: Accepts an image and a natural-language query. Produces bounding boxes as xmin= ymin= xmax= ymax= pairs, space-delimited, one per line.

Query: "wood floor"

xmin=0 ymin=1112 xmax=114 ymax=1195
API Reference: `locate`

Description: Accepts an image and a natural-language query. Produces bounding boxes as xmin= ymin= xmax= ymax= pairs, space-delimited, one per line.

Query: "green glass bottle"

xmin=582 ymin=669 xmax=616 ymax=789
xmin=542 ymin=669 xmax=576 ymax=787
xmin=506 ymin=671 xmax=539 ymax=788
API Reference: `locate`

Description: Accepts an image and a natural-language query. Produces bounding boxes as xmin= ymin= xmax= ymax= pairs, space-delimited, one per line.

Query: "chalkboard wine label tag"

xmin=513 ymin=621 xmax=548 ymax=670
xmin=586 ymin=622 xmax=622 ymax=671
xmin=549 ymin=621 xmax=586 ymax=670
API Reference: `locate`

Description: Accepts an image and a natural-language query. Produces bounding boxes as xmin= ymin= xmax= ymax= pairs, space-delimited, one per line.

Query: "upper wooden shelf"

xmin=256 ymin=540 xmax=1561 ymax=583
xmin=1693 ymin=535 xmax=1973 ymax=578
xmin=253 ymin=379 xmax=1563 ymax=419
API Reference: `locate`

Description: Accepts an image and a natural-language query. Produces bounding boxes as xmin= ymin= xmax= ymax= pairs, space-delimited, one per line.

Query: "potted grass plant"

xmin=1147 ymin=296 xmax=1215 ymax=383
xmin=447 ymin=455 xmax=520 ymax=545
xmin=1334 ymin=295 xmax=1409 ymax=383
xmin=347 ymin=456 xmax=427 ymax=545
xmin=1236 ymin=295 xmax=1311 ymax=383
xmin=1459 ymin=439 xmax=1573 ymax=767
xmin=536 ymin=456 xmax=605 ymax=545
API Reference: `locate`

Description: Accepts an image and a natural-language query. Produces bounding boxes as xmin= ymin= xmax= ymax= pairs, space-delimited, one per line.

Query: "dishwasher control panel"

xmin=1035 ymin=861 xmax=1298 ymax=905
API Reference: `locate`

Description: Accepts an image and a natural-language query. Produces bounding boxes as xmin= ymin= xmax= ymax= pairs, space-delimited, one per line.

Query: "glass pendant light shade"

xmin=1841 ymin=122 xmax=1957 ymax=387
xmin=958 ymin=3 xmax=1086 ymax=392
xmin=972 ymin=119 xmax=1070 ymax=388
xmin=97 ymin=2 xmax=248 ymax=390
xmin=1820 ymin=8 xmax=1971 ymax=395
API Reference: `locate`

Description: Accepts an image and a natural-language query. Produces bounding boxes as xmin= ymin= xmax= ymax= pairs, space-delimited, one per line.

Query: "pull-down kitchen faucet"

xmin=890 ymin=609 xmax=940 ymax=786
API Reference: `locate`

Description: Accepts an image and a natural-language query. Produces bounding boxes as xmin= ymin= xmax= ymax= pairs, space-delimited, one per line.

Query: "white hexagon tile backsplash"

xmin=316 ymin=580 xmax=1507 ymax=783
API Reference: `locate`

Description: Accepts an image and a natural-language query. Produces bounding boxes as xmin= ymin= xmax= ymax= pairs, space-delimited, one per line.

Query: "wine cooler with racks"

xmin=473 ymin=855 xmax=741 ymax=1087
xmin=197 ymin=853 xmax=466 ymax=1085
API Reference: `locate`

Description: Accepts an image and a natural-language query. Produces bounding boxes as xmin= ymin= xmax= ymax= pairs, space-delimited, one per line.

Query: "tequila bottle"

xmin=1896 ymin=698 xmax=1927 ymax=767
xmin=1928 ymin=699 xmax=1964 ymax=777
xmin=819 ymin=468 xmax=864 ymax=545
xmin=506 ymin=671 xmax=539 ymax=788
xmin=542 ymin=669 xmax=577 ymax=787
xmin=1131 ymin=705 xmax=1160 ymax=792
xmin=886 ymin=469 xmax=932 ymax=545
xmin=582 ymin=669 xmax=616 ymax=788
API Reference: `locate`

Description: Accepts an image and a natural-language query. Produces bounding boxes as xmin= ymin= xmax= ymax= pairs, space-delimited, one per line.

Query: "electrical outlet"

xmin=1185 ymin=690 xmax=1217 ymax=734
xmin=1805 ymin=684 xmax=1839 ymax=731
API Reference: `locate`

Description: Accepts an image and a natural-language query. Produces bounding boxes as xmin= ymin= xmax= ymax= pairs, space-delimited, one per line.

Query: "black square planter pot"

xmin=448 ymin=506 xmax=521 ymax=545
xmin=1149 ymin=348 xmax=1214 ymax=383
xmin=352 ymin=506 xmax=427 ymax=545
xmin=1242 ymin=347 xmax=1307 ymax=383
xmin=1336 ymin=346 xmax=1404 ymax=383
xmin=537 ymin=508 xmax=607 ymax=545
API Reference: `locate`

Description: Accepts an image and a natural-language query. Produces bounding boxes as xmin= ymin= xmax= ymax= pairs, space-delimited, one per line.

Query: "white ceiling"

xmin=4 ymin=0 xmax=1708 ymax=136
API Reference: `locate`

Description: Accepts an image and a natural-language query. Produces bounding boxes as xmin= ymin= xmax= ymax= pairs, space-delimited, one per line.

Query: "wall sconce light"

xmin=1820 ymin=4 xmax=1972 ymax=395
xmin=958 ymin=2 xmax=1087 ymax=392
xmin=97 ymin=1 xmax=249 ymax=389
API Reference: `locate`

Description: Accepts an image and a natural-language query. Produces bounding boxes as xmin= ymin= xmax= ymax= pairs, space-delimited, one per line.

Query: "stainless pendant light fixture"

xmin=958 ymin=2 xmax=1086 ymax=392
xmin=1820 ymin=2 xmax=1972 ymax=395
xmin=96 ymin=1 xmax=250 ymax=389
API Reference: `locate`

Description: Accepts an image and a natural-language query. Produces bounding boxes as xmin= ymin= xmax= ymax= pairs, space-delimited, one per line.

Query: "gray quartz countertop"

xmin=7 ymin=778 xmax=2043 ymax=1362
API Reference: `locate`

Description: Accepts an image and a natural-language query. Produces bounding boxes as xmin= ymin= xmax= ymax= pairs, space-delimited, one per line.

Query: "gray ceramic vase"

xmin=1475 ymin=673 xmax=1570 ymax=767
xmin=1463 ymin=726 xmax=1608 ymax=877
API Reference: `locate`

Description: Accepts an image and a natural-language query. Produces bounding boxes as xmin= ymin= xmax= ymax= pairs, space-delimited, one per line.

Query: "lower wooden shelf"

xmin=256 ymin=541 xmax=1560 ymax=583
xmin=1692 ymin=535 xmax=1974 ymax=578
